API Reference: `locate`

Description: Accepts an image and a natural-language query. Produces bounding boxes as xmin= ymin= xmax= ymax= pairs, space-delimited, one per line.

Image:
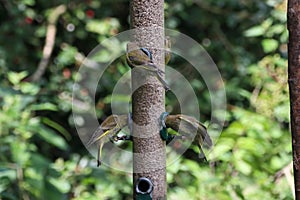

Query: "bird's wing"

xmin=86 ymin=126 xmax=106 ymax=146
xmin=179 ymin=115 xmax=212 ymax=148
xmin=199 ymin=125 xmax=212 ymax=148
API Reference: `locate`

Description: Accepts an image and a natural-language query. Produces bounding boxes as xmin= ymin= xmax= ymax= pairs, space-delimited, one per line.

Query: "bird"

xmin=163 ymin=114 xmax=212 ymax=162
xmin=87 ymin=114 xmax=129 ymax=166
xmin=126 ymin=38 xmax=171 ymax=66
xmin=126 ymin=42 xmax=170 ymax=91
xmin=126 ymin=42 xmax=152 ymax=67
xmin=88 ymin=113 xmax=211 ymax=165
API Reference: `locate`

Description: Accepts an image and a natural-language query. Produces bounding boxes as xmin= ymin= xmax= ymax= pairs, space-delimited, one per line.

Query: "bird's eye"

xmin=129 ymin=56 xmax=134 ymax=60
xmin=112 ymin=136 xmax=118 ymax=142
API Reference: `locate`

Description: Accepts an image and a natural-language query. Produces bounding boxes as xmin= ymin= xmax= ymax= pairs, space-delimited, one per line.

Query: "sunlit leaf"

xmin=262 ymin=39 xmax=278 ymax=53
xmin=20 ymin=82 xmax=40 ymax=95
xmin=57 ymin=45 xmax=78 ymax=66
xmin=7 ymin=71 xmax=28 ymax=85
xmin=10 ymin=142 xmax=30 ymax=166
xmin=30 ymin=102 xmax=58 ymax=111
xmin=235 ymin=159 xmax=252 ymax=175
xmin=48 ymin=177 xmax=71 ymax=193
xmin=244 ymin=26 xmax=265 ymax=37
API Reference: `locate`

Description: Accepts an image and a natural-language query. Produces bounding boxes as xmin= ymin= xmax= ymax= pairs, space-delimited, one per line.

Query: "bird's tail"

xmin=198 ymin=144 xmax=208 ymax=162
xmin=155 ymin=71 xmax=170 ymax=91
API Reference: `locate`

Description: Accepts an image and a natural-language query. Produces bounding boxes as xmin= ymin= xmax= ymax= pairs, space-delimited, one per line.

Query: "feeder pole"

xmin=130 ymin=0 xmax=166 ymax=199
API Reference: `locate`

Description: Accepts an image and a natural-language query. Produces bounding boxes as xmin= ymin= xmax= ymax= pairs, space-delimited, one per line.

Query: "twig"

xmin=250 ymin=84 xmax=262 ymax=106
xmin=29 ymin=5 xmax=66 ymax=82
xmin=275 ymin=162 xmax=294 ymax=199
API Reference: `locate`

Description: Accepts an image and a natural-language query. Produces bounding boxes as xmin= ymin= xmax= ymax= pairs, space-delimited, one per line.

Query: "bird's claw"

xmin=114 ymin=135 xmax=133 ymax=141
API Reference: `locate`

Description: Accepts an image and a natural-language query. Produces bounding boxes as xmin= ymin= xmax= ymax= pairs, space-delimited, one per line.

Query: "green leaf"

xmin=30 ymin=153 xmax=51 ymax=171
xmin=0 ymin=168 xmax=17 ymax=193
xmin=23 ymin=0 xmax=35 ymax=6
xmin=262 ymin=39 xmax=278 ymax=53
xmin=244 ymin=26 xmax=265 ymax=37
xmin=20 ymin=82 xmax=40 ymax=95
xmin=0 ymin=167 xmax=17 ymax=182
xmin=30 ymin=103 xmax=58 ymax=111
xmin=235 ymin=159 xmax=252 ymax=175
xmin=41 ymin=117 xmax=71 ymax=140
xmin=32 ymin=124 xmax=69 ymax=151
xmin=86 ymin=18 xmax=120 ymax=35
xmin=24 ymin=167 xmax=44 ymax=198
xmin=270 ymin=156 xmax=285 ymax=171
xmin=211 ymin=138 xmax=235 ymax=160
xmin=57 ymin=45 xmax=78 ymax=66
xmin=11 ymin=142 xmax=30 ymax=166
xmin=236 ymin=137 xmax=260 ymax=153
xmin=48 ymin=177 xmax=71 ymax=193
xmin=7 ymin=71 xmax=28 ymax=85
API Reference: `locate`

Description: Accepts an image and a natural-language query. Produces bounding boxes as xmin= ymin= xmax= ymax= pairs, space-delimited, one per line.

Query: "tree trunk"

xmin=130 ymin=0 xmax=166 ymax=199
xmin=288 ymin=0 xmax=300 ymax=199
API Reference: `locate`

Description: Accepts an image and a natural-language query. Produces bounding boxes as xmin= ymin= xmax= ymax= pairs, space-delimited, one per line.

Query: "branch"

xmin=29 ymin=4 xmax=66 ymax=82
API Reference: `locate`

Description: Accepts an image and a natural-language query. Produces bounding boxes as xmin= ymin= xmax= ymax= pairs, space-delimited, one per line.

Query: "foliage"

xmin=0 ymin=0 xmax=291 ymax=199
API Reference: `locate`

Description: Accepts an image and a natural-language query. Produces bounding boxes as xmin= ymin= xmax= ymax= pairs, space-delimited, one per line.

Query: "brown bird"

xmin=87 ymin=114 xmax=128 ymax=166
xmin=164 ymin=114 xmax=212 ymax=161
xmin=126 ymin=42 xmax=170 ymax=91
xmin=87 ymin=113 xmax=212 ymax=166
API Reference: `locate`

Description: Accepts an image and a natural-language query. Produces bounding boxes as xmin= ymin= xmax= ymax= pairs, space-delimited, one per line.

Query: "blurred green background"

xmin=0 ymin=0 xmax=291 ymax=199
